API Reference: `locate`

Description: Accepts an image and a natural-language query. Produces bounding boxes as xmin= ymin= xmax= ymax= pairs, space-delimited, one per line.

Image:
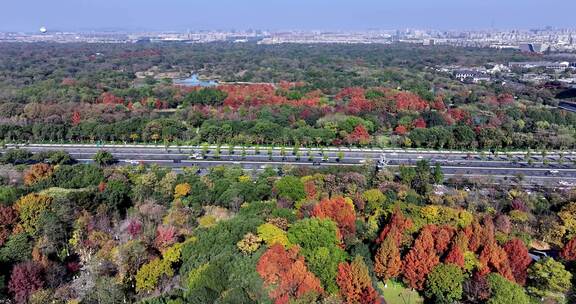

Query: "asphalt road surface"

xmin=5 ymin=143 xmax=576 ymax=187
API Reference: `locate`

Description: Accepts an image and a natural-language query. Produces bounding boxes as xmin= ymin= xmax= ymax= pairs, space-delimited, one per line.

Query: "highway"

xmin=4 ymin=143 xmax=576 ymax=187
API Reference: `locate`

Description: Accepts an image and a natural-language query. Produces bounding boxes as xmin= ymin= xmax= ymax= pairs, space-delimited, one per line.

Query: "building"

xmin=454 ymin=70 xmax=491 ymax=83
xmin=508 ymin=61 xmax=570 ymax=71
xmin=519 ymin=43 xmax=549 ymax=54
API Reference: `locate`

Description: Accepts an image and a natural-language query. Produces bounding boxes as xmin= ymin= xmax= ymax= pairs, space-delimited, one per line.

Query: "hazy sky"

xmin=1 ymin=0 xmax=575 ymax=32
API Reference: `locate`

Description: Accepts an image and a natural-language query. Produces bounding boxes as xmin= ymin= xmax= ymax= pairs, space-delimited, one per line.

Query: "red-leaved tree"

xmin=478 ymin=241 xmax=514 ymax=282
xmin=560 ymin=237 xmax=576 ymax=261
xmin=432 ymin=225 xmax=456 ymax=255
xmin=394 ymin=125 xmax=408 ymax=135
xmin=257 ymin=244 xmax=323 ymax=304
xmin=154 ymin=225 xmax=176 ymax=249
xmin=444 ymin=244 xmax=465 ymax=268
xmin=376 ymin=208 xmax=413 ymax=245
xmin=311 ymin=197 xmax=356 ymax=239
xmin=502 ymin=238 xmax=532 ymax=285
xmin=0 ymin=205 xmax=18 ymax=246
xmin=412 ymin=117 xmax=427 ymax=129
xmin=8 ymin=261 xmax=44 ymax=304
xmin=346 ymin=125 xmax=371 ymax=146
xmin=403 ymin=225 xmax=440 ymax=290
xmin=71 ymin=111 xmax=81 ymax=126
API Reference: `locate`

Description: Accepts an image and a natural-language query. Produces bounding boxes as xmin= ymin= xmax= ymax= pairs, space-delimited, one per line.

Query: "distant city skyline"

xmin=1 ymin=0 xmax=575 ymax=32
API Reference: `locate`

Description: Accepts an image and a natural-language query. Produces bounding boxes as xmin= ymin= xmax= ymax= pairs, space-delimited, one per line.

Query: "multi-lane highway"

xmin=4 ymin=143 xmax=576 ymax=187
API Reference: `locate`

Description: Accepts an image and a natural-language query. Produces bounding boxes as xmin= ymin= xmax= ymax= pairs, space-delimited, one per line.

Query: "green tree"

xmin=274 ymin=176 xmax=306 ymax=202
xmin=93 ymin=150 xmax=115 ymax=166
xmin=361 ymin=189 xmax=386 ymax=213
xmin=100 ymin=180 xmax=131 ymax=213
xmin=287 ymin=218 xmax=347 ymax=293
xmin=425 ymin=264 xmax=464 ymax=304
xmin=487 ymin=273 xmax=530 ymax=304
xmin=527 ymin=258 xmax=572 ymax=301
xmin=433 ymin=163 xmax=444 ymax=184
xmin=0 ymin=149 xmax=32 ymax=165
xmin=0 ymin=233 xmax=32 ymax=263
xmin=399 ymin=165 xmax=416 ymax=185
xmin=46 ymin=150 xmax=73 ymax=165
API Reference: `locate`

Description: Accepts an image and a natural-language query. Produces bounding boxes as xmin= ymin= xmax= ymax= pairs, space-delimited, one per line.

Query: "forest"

xmin=0 ymin=149 xmax=574 ymax=303
xmin=0 ymin=42 xmax=574 ymax=150
xmin=0 ymin=42 xmax=575 ymax=304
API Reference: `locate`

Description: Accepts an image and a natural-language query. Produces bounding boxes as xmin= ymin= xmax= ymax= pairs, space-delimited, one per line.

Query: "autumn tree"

xmin=256 ymin=244 xmax=323 ymax=304
xmin=376 ymin=208 xmax=412 ymax=244
xmin=311 ymin=197 xmax=356 ymax=239
xmin=361 ymin=189 xmax=385 ymax=214
xmin=374 ymin=232 xmax=402 ymax=281
xmin=346 ymin=125 xmax=371 ymax=145
xmin=560 ymin=236 xmax=576 ymax=261
xmin=174 ymin=183 xmax=191 ymax=199
xmin=444 ymin=244 xmax=465 ymax=268
xmin=8 ymin=261 xmax=44 ymax=304
xmin=463 ymin=273 xmax=491 ymax=303
xmin=464 ymin=219 xmax=489 ymax=253
xmin=0 ymin=205 xmax=18 ymax=246
xmin=24 ymin=163 xmax=53 ymax=186
xmin=403 ymin=225 xmax=440 ymax=290
xmin=0 ymin=233 xmax=32 ymax=263
xmin=478 ymin=241 xmax=514 ymax=282
xmin=432 ymin=225 xmax=456 ymax=255
xmin=502 ymin=238 xmax=532 ymax=285
xmin=257 ymin=223 xmax=290 ymax=247
xmin=71 ymin=110 xmax=81 ymax=125
xmin=336 ymin=256 xmax=380 ymax=304
xmin=14 ymin=193 xmax=52 ymax=235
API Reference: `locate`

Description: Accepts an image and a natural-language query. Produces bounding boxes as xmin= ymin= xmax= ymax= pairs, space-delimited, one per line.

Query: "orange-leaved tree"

xmin=311 ymin=197 xmax=356 ymax=239
xmin=256 ymin=244 xmax=323 ymax=304
xmin=560 ymin=236 xmax=576 ymax=261
xmin=337 ymin=256 xmax=380 ymax=304
xmin=402 ymin=225 xmax=440 ymax=290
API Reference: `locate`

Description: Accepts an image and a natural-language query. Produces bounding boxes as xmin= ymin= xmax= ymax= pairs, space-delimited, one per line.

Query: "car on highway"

xmin=312 ymin=161 xmax=321 ymax=166
xmin=124 ymin=160 xmax=139 ymax=165
xmin=189 ymin=153 xmax=204 ymax=160
xmin=173 ymin=159 xmax=181 ymax=163
xmin=547 ymin=169 xmax=560 ymax=175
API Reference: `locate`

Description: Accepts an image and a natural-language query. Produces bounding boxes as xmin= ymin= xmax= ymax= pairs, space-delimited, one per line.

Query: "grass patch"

xmin=377 ymin=280 xmax=424 ymax=304
xmin=38 ymin=187 xmax=89 ymax=199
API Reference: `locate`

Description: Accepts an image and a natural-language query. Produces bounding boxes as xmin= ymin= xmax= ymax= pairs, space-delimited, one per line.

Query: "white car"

xmin=124 ymin=160 xmax=139 ymax=165
xmin=189 ymin=153 xmax=203 ymax=160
